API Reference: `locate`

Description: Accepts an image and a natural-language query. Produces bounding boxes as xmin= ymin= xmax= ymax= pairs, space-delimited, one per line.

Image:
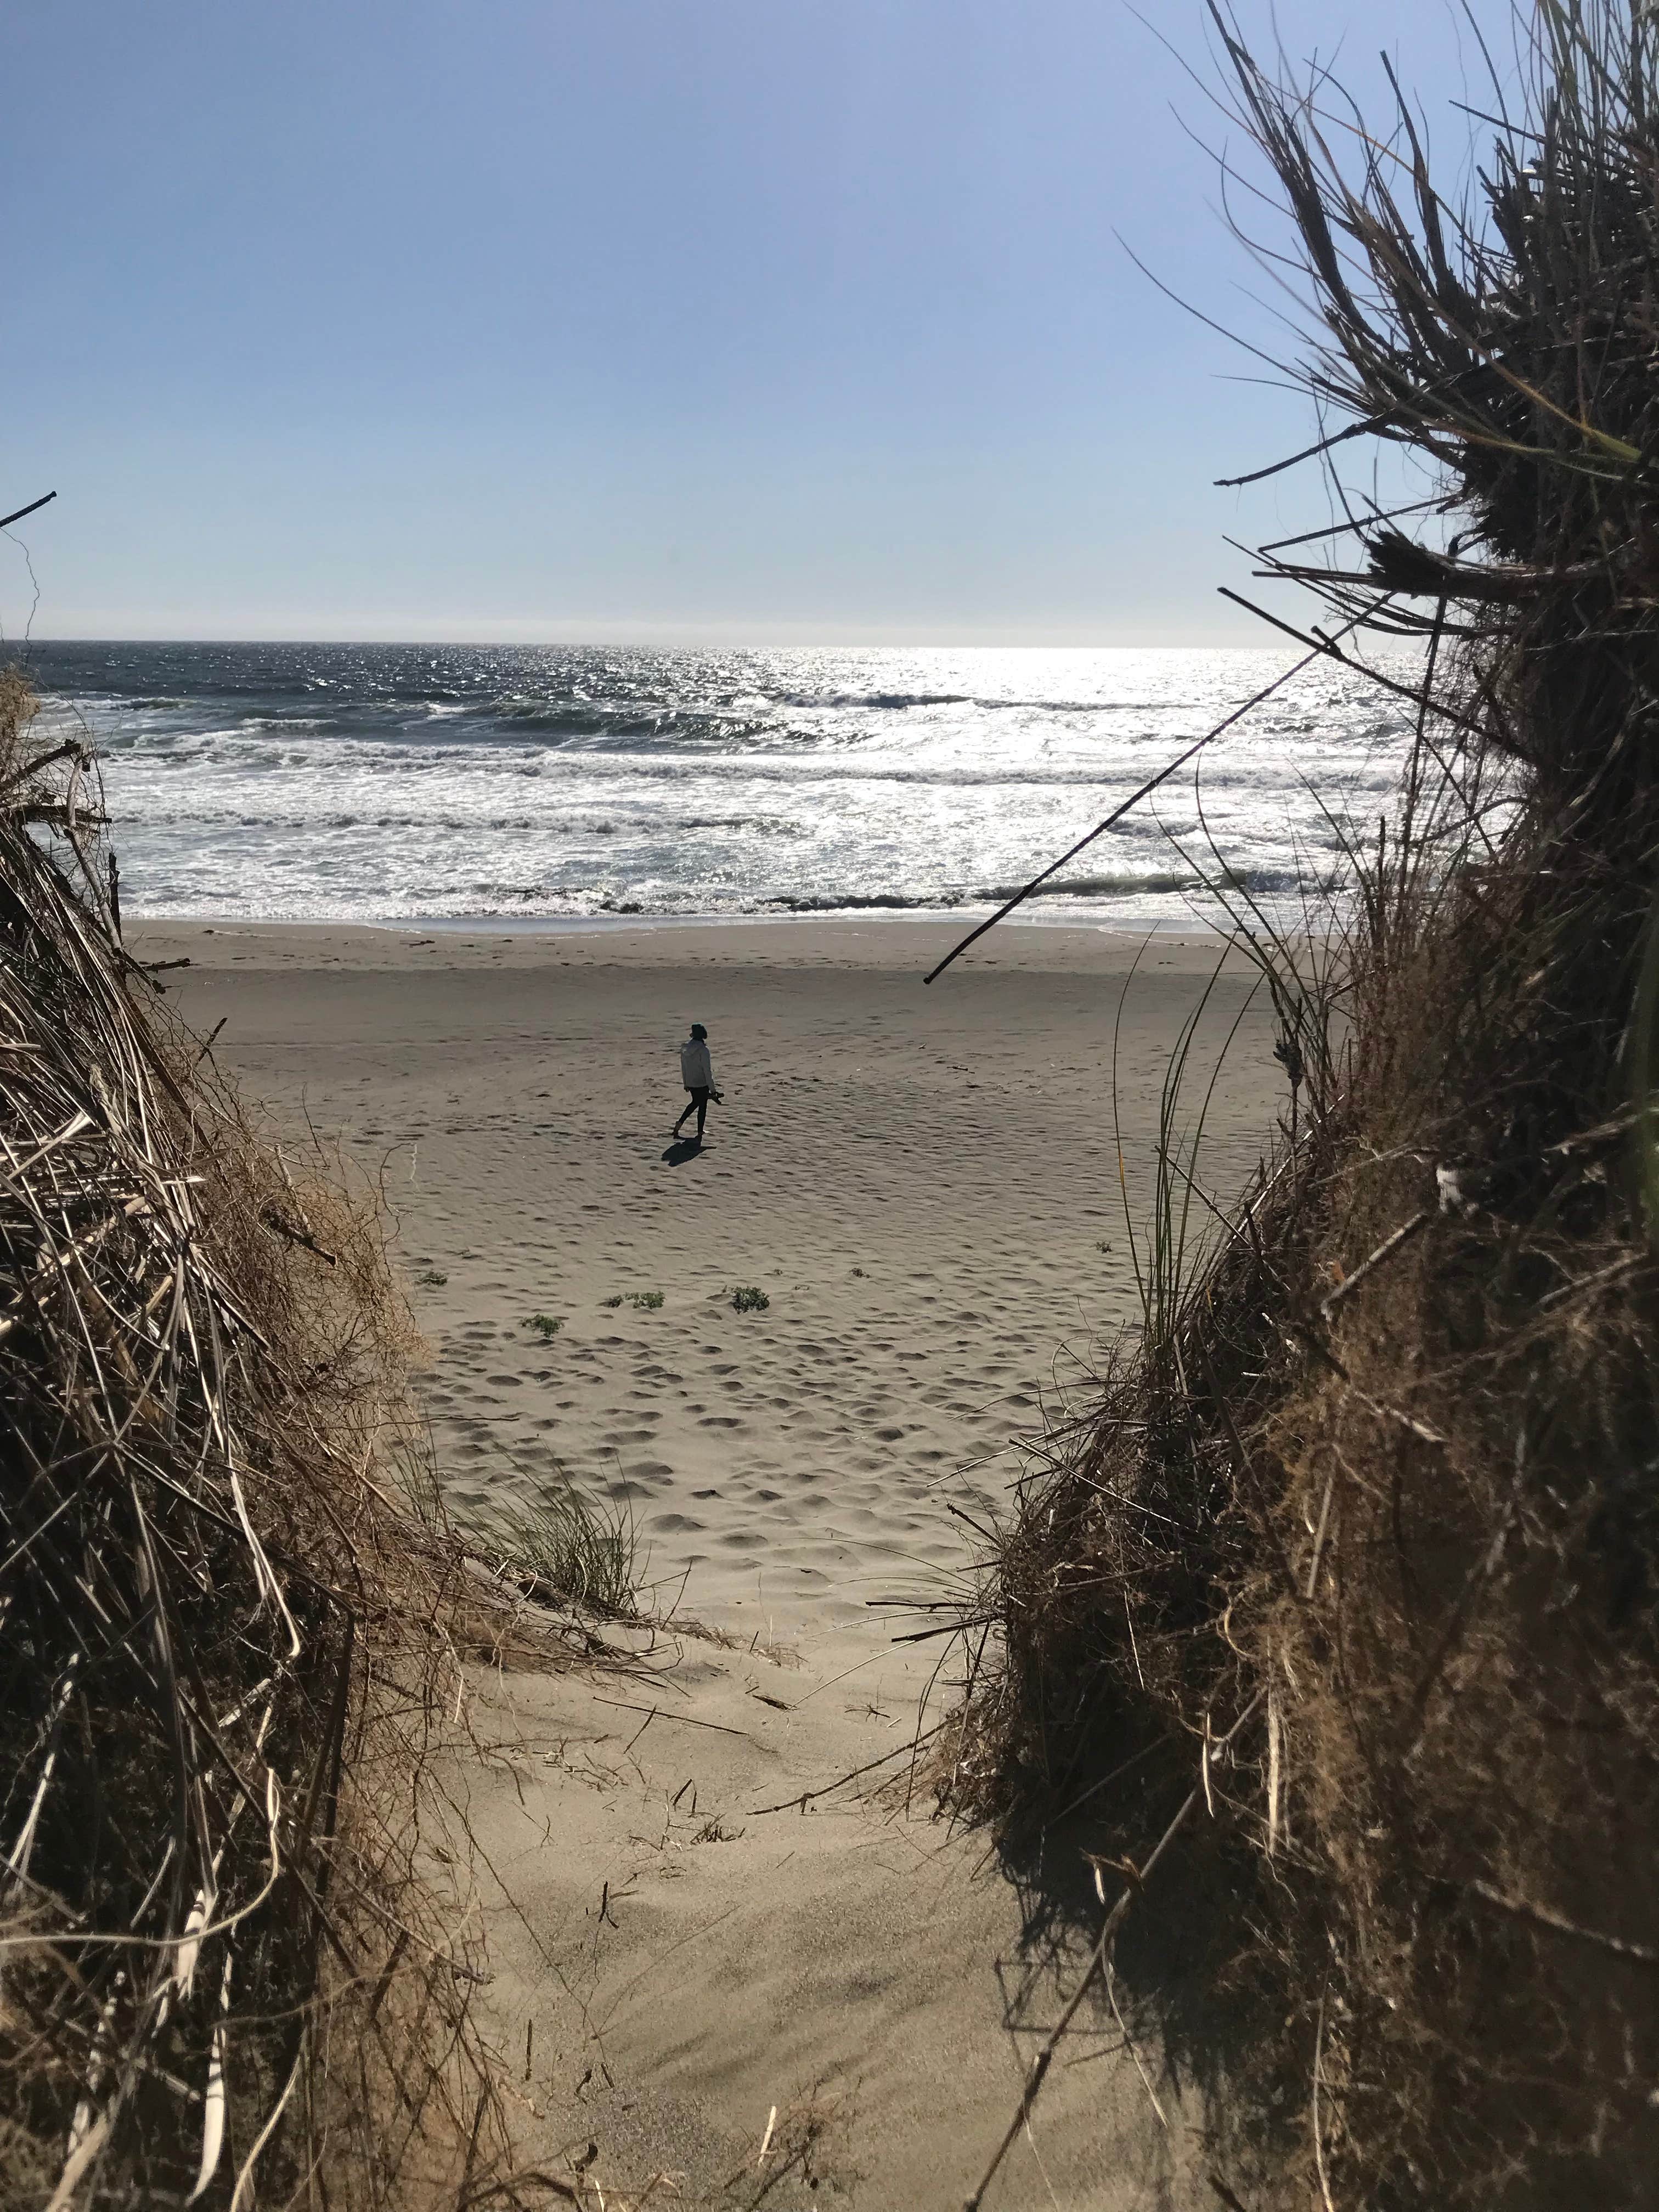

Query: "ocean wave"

xmin=733 ymin=871 xmax=1317 ymax=914
xmin=490 ymin=701 xmax=778 ymax=746
xmin=98 ymin=808 xmax=812 ymax=840
xmin=426 ymin=874 xmax=1332 ymax=919
xmin=768 ymin=688 xmax=1237 ymax=716
xmin=30 ymin=638 xmax=1417 ymax=926
xmin=981 ymin=866 xmax=1342 ymax=900
xmin=773 ymin=689 xmax=975 ymax=710
xmin=102 ymin=741 xmax=1395 ymax=795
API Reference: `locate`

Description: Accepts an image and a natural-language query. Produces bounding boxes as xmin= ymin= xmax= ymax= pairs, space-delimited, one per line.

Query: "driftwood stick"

xmin=260 ymin=1207 xmax=338 ymax=1267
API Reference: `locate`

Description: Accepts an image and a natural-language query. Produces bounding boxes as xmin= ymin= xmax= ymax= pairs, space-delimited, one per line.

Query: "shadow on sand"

xmin=661 ymin=1137 xmax=705 ymax=1167
xmin=980 ymin=1717 xmax=1296 ymax=2193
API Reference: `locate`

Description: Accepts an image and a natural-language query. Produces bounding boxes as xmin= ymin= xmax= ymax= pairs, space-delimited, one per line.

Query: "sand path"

xmin=148 ymin=917 xmax=1280 ymax=2208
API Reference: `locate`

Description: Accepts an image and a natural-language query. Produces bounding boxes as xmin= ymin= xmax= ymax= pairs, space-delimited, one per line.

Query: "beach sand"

xmin=144 ymin=916 xmax=1284 ymax=2209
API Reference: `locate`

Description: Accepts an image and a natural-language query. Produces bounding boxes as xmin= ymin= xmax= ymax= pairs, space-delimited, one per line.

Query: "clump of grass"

xmin=600 ymin=1294 xmax=623 ymax=1307
xmin=0 ymin=670 xmax=528 ymax=2207
xmin=523 ymin=1311 xmax=563 ymax=1340
xmin=483 ymin=1483 xmax=640 ymax=1616
xmin=625 ymin=1288 xmax=664 ymax=1310
xmin=730 ymin=1284 xmax=770 ymax=1312
xmin=949 ymin=9 xmax=1659 ymax=2207
xmin=415 ymin=1266 xmax=448 ymax=1286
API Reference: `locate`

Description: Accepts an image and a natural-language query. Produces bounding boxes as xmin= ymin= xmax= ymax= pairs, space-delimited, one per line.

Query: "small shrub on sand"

xmin=523 ymin=1310 xmax=563 ymax=1339
xmin=731 ymin=1284 xmax=770 ymax=1312
xmin=416 ymin=1266 xmax=448 ymax=1285
xmin=481 ymin=1483 xmax=641 ymax=1616
xmin=626 ymin=1288 xmax=664 ymax=1310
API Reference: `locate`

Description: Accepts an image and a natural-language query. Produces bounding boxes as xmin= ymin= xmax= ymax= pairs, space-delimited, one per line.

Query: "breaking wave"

xmin=24 ymin=639 xmax=1419 ymax=927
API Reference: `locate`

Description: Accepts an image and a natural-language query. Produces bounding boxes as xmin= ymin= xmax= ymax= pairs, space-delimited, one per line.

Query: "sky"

xmin=4 ymin=0 xmax=1515 ymax=645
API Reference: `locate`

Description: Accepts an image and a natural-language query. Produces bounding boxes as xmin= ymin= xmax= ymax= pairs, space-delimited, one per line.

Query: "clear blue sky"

xmin=4 ymin=1 xmax=1511 ymax=643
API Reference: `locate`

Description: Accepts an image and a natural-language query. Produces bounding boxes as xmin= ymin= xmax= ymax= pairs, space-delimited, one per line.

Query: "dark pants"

xmin=675 ymin=1086 xmax=711 ymax=1137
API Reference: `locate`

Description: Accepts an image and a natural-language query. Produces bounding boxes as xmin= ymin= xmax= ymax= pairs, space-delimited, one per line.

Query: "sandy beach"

xmin=141 ymin=915 xmax=1284 ymax=2208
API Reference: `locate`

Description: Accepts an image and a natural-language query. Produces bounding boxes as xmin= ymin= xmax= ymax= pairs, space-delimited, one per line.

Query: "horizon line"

xmin=10 ymin=623 xmax=1288 ymax=652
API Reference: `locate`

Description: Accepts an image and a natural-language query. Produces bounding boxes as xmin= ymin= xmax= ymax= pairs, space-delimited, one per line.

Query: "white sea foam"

xmin=26 ymin=642 xmax=1418 ymax=927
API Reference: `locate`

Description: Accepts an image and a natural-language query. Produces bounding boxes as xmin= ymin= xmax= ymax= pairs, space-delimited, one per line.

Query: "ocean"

xmin=21 ymin=640 xmax=1415 ymax=930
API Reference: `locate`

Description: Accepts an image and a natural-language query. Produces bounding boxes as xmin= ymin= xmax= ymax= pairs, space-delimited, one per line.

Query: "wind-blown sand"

xmin=145 ymin=916 xmax=1283 ymax=2209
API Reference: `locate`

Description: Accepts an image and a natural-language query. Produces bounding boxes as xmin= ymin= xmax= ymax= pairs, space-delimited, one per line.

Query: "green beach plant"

xmin=523 ymin=1310 xmax=563 ymax=1340
xmin=481 ymin=1481 xmax=641 ymax=1617
xmin=730 ymin=1284 xmax=770 ymax=1312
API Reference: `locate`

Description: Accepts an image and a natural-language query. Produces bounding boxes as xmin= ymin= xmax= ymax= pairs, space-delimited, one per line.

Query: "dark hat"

xmin=690 ymin=1023 xmax=708 ymax=1039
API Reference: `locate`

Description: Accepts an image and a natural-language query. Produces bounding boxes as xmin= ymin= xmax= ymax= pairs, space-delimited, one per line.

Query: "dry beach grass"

xmin=29 ymin=12 xmax=1659 ymax=2201
xmin=949 ymin=8 xmax=1659 ymax=2206
xmin=0 ymin=673 xmax=628 ymax=2209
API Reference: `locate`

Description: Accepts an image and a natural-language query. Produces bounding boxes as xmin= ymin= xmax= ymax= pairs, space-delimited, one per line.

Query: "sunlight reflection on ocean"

xmin=27 ymin=641 xmax=1417 ymax=930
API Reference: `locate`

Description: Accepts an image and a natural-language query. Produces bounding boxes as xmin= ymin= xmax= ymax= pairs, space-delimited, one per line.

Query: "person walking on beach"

xmin=673 ymin=1023 xmax=722 ymax=1143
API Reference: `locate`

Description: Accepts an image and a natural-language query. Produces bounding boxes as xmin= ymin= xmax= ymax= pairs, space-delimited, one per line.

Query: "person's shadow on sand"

xmin=661 ymin=1137 xmax=704 ymax=1166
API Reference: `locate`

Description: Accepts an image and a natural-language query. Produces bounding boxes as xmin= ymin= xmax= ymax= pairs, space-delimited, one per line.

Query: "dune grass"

xmin=477 ymin=1480 xmax=642 ymax=1618
xmin=0 ymin=670 xmax=546 ymax=2208
xmin=950 ymin=8 xmax=1659 ymax=2205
